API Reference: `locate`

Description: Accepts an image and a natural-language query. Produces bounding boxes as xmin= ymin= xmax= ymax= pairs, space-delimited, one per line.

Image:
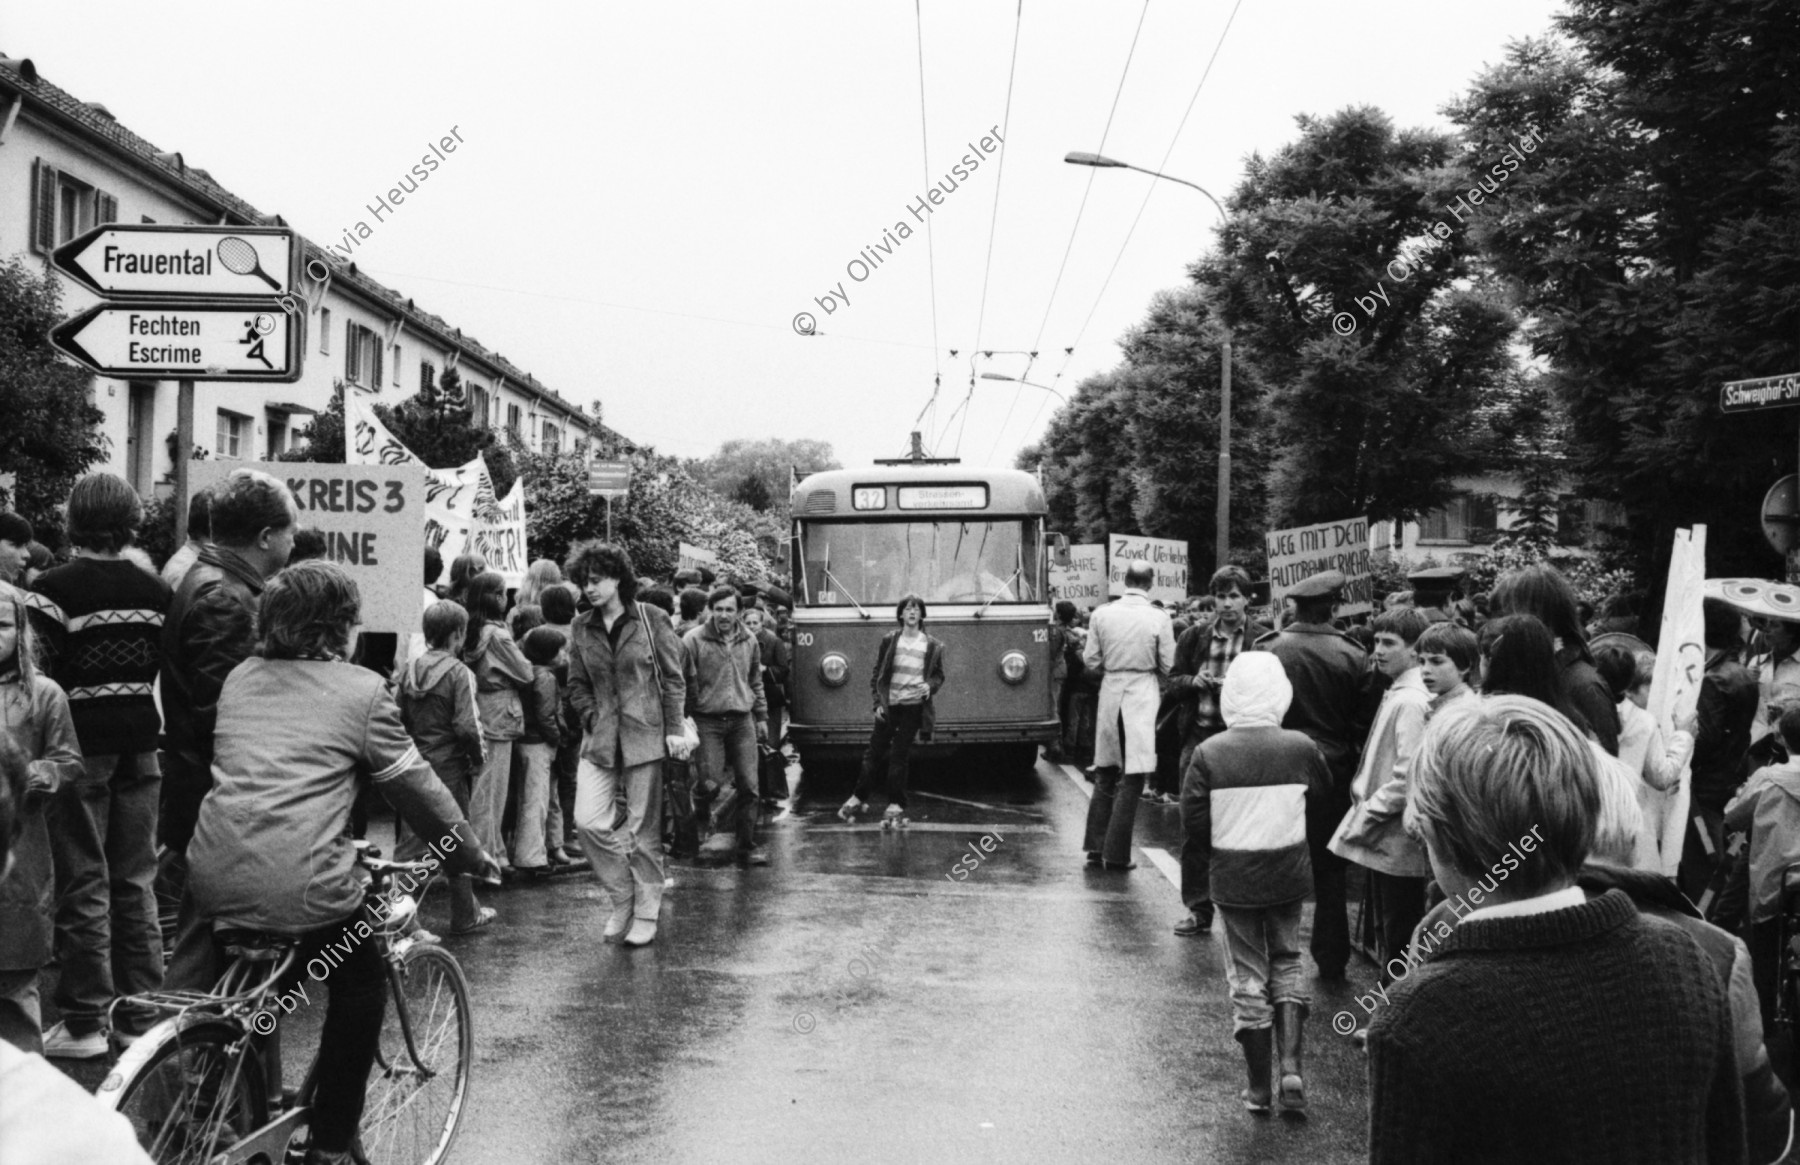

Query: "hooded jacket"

xmin=1330 ymin=667 xmax=1434 ymax=877
xmin=1725 ymin=760 xmax=1800 ymax=924
xmin=1182 ymin=652 xmax=1329 ymax=909
xmin=396 ymin=648 xmax=485 ymax=804
xmin=0 ymin=672 xmax=82 ymax=971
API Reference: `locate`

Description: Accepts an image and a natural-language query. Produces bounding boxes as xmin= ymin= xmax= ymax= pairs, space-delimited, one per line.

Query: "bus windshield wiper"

xmin=821 ymin=564 xmax=870 ymax=619
xmin=974 ymin=567 xmax=1023 ymax=618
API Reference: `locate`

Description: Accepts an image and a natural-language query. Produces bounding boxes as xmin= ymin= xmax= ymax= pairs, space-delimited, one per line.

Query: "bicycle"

xmin=95 ymin=842 xmax=474 ymax=1165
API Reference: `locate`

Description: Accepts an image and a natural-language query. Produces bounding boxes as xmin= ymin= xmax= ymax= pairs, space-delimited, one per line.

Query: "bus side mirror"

xmin=1050 ymin=532 xmax=1071 ymax=568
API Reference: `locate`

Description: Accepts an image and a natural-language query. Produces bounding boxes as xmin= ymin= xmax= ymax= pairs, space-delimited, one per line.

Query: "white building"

xmin=1372 ymin=473 xmax=1624 ymax=560
xmin=0 ymin=53 xmax=613 ymax=500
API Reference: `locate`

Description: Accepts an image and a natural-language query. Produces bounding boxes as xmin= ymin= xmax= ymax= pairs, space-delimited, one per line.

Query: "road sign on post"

xmin=587 ymin=460 xmax=631 ymax=498
xmin=52 ymin=224 xmax=298 ymax=300
xmin=51 ymin=303 xmax=300 ymax=381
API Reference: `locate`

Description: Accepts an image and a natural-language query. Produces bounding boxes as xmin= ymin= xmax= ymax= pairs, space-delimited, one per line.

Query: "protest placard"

xmin=1265 ymin=516 xmax=1373 ymax=615
xmin=679 ymin=542 xmax=720 ymax=575
xmin=190 ymin=460 xmax=425 ymax=634
xmin=1107 ymin=534 xmax=1188 ymax=604
xmin=1049 ymin=543 xmax=1107 ymax=609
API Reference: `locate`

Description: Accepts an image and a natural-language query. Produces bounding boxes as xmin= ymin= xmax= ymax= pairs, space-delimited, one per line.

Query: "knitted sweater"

xmin=1368 ymin=889 xmax=1746 ymax=1165
xmin=30 ymin=557 xmax=170 ymax=757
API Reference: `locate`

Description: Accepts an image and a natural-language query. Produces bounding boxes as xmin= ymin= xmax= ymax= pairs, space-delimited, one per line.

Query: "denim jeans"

xmin=1082 ymin=767 xmax=1145 ymax=866
xmin=0 ymin=968 xmax=41 ymax=1053
xmin=695 ymin=712 xmax=759 ymax=852
xmin=1218 ymin=900 xmax=1308 ymax=1033
xmin=512 ymin=742 xmax=555 ymax=868
xmin=574 ymin=757 xmax=665 ymax=921
xmin=854 ymin=702 xmax=924 ymax=810
xmin=51 ymin=751 xmax=163 ymax=1035
xmin=471 ymin=738 xmax=515 ymax=867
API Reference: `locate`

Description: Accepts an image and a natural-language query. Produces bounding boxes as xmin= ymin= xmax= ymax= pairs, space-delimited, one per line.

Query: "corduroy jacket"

xmin=567 ymin=602 xmax=686 ymax=770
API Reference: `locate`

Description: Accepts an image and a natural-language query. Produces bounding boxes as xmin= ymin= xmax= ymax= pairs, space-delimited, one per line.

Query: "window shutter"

xmin=372 ymin=333 xmax=383 ymax=388
xmin=320 ymin=309 xmax=331 ymax=354
xmin=345 ymin=322 xmax=355 ymax=382
xmin=391 ymin=344 xmax=401 ymax=386
xmin=32 ymin=159 xmax=58 ymax=253
xmin=97 ymin=190 xmax=119 ymax=225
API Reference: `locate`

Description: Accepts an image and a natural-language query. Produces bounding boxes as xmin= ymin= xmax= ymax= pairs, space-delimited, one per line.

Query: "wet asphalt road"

xmin=423 ymin=754 xmax=1377 ymax=1165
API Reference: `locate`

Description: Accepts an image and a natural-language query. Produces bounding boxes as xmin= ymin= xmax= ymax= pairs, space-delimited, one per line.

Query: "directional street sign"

xmin=1721 ymin=371 xmax=1800 ymax=415
xmin=52 ymin=223 xmax=297 ymax=300
xmin=588 ymin=460 xmax=632 ymax=498
xmin=51 ymin=302 xmax=301 ymax=382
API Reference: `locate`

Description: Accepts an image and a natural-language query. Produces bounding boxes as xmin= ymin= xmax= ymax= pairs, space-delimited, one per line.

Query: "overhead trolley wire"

xmin=953 ymin=0 xmax=1025 ymax=458
xmin=912 ymin=0 xmax=945 ymax=454
xmin=985 ymin=0 xmax=1151 ymax=465
xmin=1024 ymin=0 xmax=1245 ymax=443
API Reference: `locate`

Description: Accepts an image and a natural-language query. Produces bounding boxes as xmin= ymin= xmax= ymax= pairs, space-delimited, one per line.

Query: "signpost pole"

xmin=605 ymin=495 xmax=613 ymax=543
xmin=174 ymin=379 xmax=194 ymax=546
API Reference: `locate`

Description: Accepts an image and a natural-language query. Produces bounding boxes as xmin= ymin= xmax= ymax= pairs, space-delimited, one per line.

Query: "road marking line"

xmin=1058 ymin=762 xmax=1092 ymax=799
xmin=1140 ymin=846 xmax=1182 ymax=892
xmin=912 ymin=790 xmax=1044 ymax=816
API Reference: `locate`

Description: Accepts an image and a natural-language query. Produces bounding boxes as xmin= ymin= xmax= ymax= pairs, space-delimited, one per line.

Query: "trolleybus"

xmin=786 ymin=450 xmax=1064 ymax=775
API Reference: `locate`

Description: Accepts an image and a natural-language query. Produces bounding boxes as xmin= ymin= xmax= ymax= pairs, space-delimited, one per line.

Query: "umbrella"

xmin=1703 ymin=578 xmax=1800 ymax=622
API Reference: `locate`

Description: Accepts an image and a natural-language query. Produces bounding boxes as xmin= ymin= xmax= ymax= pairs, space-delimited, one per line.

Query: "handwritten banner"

xmin=1049 ymin=543 xmax=1107 ymax=609
xmin=1647 ymin=525 xmax=1705 ymax=879
xmin=1265 ymin=516 xmax=1373 ymax=616
xmin=190 ymin=460 xmax=425 ymax=634
xmin=1107 ymin=534 xmax=1188 ymax=604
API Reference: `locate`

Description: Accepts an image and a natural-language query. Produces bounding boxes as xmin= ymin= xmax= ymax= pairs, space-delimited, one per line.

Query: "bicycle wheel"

xmin=102 ymin=1018 xmax=269 ymax=1164
xmin=356 ymin=942 xmax=473 ymax=1165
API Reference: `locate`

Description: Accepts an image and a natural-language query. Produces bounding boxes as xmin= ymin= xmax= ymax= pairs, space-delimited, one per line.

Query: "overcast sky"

xmin=9 ymin=0 xmax=1566 ymax=470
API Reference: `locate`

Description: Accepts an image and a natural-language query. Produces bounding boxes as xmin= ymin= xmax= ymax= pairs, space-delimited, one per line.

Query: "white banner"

xmin=1107 ymin=534 xmax=1188 ymax=604
xmin=1049 ymin=543 xmax=1107 ymax=609
xmin=1645 ymin=525 xmax=1706 ymax=879
xmin=345 ymin=390 xmax=522 ymax=587
xmin=678 ymin=542 xmax=719 ymax=574
xmin=1265 ymin=516 xmax=1373 ymax=616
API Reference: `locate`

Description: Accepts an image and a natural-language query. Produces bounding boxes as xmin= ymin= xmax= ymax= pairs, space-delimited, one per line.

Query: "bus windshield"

xmin=798 ymin=519 xmax=1041 ymax=607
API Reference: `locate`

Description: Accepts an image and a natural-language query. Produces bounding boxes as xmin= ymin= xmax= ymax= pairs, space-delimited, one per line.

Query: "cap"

xmin=1407 ymin=566 xmax=1465 ymax=585
xmin=1288 ymin=570 xmax=1346 ymax=599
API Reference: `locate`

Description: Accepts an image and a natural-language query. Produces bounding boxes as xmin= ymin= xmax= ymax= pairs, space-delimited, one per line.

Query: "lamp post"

xmin=978 ymin=371 xmax=1067 ymax=405
xmin=1066 ymin=150 xmax=1232 ymax=572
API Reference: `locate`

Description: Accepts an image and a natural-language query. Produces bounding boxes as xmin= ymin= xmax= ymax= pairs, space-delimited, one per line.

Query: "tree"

xmin=690 ymin=438 xmax=840 ymax=523
xmin=1445 ymin=11 xmax=1800 ymax=584
xmin=1195 ymin=105 xmax=1519 ymax=529
xmin=0 ymin=258 xmax=107 ymax=544
xmin=284 ymin=369 xmax=516 ymax=495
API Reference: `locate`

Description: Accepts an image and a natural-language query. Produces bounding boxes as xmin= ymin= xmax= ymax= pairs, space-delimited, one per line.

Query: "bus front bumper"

xmin=789 ymin=719 xmax=1061 ymax=750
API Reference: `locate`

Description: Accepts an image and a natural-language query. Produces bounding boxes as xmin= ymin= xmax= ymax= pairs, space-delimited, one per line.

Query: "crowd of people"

xmin=6 ymin=466 xmax=1800 ymax=1161
xmin=0 ymin=468 xmax=801 ymax=1165
xmin=1078 ymin=555 xmax=1800 ymax=1160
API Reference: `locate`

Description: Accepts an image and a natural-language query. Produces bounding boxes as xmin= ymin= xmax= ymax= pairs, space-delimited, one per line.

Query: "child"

xmin=1416 ymin=622 xmax=1479 ymax=711
xmin=397 ymin=600 xmax=493 ymax=934
xmin=461 ymin=572 xmax=532 ymax=877
xmin=514 ymin=626 xmax=570 ymax=876
xmin=1329 ymin=608 xmax=1433 ymax=1003
xmin=1596 ymin=645 xmax=1695 ymax=871
xmin=1186 ymin=651 xmax=1328 ymax=1114
xmin=1724 ymin=704 xmax=1800 ymax=1027
xmin=0 ymin=581 xmax=83 ymax=1052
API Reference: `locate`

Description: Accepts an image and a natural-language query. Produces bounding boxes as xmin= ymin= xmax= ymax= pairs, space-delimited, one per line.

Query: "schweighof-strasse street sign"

xmin=1721 ymin=371 xmax=1800 ymax=415
xmin=50 ymin=303 xmax=301 ymax=382
xmin=52 ymin=223 xmax=297 ymax=300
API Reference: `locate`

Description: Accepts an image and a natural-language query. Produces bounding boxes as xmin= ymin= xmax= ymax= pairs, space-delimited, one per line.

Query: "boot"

xmin=1274 ymin=1001 xmax=1307 ymax=1114
xmin=1235 ymin=1026 xmax=1273 ymax=1114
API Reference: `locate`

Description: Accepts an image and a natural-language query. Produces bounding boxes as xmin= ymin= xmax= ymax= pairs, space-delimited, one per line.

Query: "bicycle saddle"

xmin=213 ymin=926 xmax=297 ymax=961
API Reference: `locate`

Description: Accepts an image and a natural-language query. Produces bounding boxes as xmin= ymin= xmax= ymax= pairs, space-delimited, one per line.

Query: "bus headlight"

xmin=820 ymin=653 xmax=850 ymax=687
xmin=999 ymin=651 xmax=1028 ymax=684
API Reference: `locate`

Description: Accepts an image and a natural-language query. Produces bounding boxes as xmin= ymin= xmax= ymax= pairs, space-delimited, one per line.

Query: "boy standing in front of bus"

xmin=1082 ymin=561 xmax=1175 ymax=870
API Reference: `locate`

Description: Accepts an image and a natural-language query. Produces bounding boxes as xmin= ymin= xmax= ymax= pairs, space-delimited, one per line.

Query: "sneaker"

xmin=1173 ymin=913 xmax=1209 ymax=937
xmin=738 ymin=846 xmax=770 ymax=867
xmin=43 ymin=1022 xmax=107 ymax=1060
xmin=622 ymin=918 xmax=658 ymax=947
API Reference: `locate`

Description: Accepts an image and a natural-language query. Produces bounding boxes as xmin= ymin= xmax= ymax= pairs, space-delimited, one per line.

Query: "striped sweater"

xmin=1186 ymin=724 xmax=1331 ymax=907
xmin=29 ymin=556 xmax=170 ymax=757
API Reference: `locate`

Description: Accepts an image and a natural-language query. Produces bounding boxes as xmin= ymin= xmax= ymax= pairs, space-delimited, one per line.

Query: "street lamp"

xmin=1065 ymin=150 xmax=1233 ymax=572
xmin=978 ymin=371 xmax=1067 ymax=405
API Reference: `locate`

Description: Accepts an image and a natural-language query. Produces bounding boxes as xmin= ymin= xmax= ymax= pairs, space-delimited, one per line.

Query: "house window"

xmin=216 ymin=410 xmax=249 ymax=460
xmin=344 ymin=322 xmax=382 ymax=387
xmin=266 ymin=411 xmax=289 ymax=459
xmin=392 ymin=344 xmax=402 ymax=386
xmin=506 ymin=403 xmax=522 ymax=435
xmin=469 ymin=384 xmax=489 ymax=427
xmin=32 ymin=160 xmax=119 ymax=251
xmin=1417 ymin=495 xmax=1499 ymax=545
xmin=126 ymin=383 xmax=156 ymax=495
xmin=320 ymin=309 xmax=332 ymax=354
xmin=420 ymin=362 xmax=436 ymax=394
xmin=542 ymin=422 xmax=560 ymax=455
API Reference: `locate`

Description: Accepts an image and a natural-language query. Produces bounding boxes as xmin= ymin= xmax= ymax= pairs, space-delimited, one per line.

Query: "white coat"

xmin=1083 ymin=590 xmax=1175 ymax=773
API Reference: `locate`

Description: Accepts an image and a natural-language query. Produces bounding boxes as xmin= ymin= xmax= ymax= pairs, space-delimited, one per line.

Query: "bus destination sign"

xmin=897 ymin=485 xmax=988 ymax=510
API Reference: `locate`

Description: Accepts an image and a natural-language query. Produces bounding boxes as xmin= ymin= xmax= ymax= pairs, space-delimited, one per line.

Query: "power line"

xmin=955 ymin=0 xmax=1025 ymax=458
xmin=911 ymin=0 xmax=944 ymax=452
xmin=985 ymin=0 xmax=1151 ymax=465
xmin=1027 ymin=0 xmax=1245 ymax=444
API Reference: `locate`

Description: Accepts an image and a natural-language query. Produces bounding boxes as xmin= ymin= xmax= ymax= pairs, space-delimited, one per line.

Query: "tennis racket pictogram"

xmin=216 ymin=235 xmax=282 ymax=290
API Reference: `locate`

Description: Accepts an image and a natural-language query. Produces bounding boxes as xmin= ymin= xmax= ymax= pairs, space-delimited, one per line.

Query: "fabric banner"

xmin=1049 ymin=543 xmax=1106 ymax=609
xmin=1107 ymin=534 xmax=1188 ymax=604
xmin=679 ymin=542 xmax=719 ymax=574
xmin=1265 ymin=516 xmax=1373 ymax=616
xmin=1645 ymin=525 xmax=1706 ymax=878
xmin=345 ymin=389 xmax=522 ymax=587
